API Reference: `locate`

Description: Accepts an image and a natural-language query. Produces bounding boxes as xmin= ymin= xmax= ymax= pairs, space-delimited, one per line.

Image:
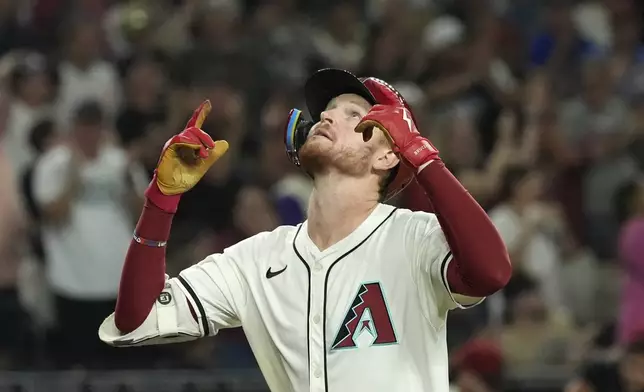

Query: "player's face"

xmin=299 ymin=93 xmax=397 ymax=177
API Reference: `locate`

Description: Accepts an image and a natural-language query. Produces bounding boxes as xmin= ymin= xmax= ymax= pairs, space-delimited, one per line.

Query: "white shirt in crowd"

xmin=1 ymin=100 xmax=51 ymax=176
xmin=32 ymin=143 xmax=136 ymax=300
xmin=488 ymin=204 xmax=562 ymax=311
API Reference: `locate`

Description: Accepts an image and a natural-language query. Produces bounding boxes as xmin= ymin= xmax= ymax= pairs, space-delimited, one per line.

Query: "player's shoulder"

xmin=222 ymin=224 xmax=301 ymax=256
xmin=252 ymin=224 xmax=300 ymax=245
xmin=390 ymin=206 xmax=440 ymax=231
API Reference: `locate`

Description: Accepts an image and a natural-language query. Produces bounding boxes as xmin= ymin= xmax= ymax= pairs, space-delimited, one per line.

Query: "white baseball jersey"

xmin=99 ymin=203 xmax=484 ymax=392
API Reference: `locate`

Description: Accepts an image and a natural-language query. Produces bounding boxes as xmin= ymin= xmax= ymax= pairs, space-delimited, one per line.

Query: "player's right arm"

xmin=99 ymin=101 xmax=230 ymax=345
xmin=101 ymin=242 xmax=253 ymax=347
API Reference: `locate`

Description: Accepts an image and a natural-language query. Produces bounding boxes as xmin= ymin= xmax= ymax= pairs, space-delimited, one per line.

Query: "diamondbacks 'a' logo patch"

xmin=331 ymin=282 xmax=398 ymax=350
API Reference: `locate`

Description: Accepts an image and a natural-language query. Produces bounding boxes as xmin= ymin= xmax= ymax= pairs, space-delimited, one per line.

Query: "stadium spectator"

xmin=311 ymin=1 xmax=366 ymax=72
xmin=530 ymin=0 xmax=597 ymax=99
xmin=0 ymin=137 xmax=30 ymax=369
xmin=55 ymin=19 xmax=121 ymax=132
xmin=489 ymin=167 xmax=568 ymax=313
xmin=451 ymin=339 xmax=504 ymax=392
xmin=615 ymin=179 xmax=644 ymax=345
xmin=499 ymin=273 xmax=581 ymax=376
xmin=32 ymin=101 xmax=142 ymax=368
xmin=1 ymin=52 xmax=56 ymax=176
xmin=566 ymin=337 xmax=644 ymax=392
xmin=559 ymin=58 xmax=636 ymax=259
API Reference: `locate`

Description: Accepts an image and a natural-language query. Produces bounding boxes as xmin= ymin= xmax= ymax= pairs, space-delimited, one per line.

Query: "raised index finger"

xmin=185 ymin=100 xmax=212 ymax=129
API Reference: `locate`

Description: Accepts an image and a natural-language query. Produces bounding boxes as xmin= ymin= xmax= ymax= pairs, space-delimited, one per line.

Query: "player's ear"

xmin=372 ymin=128 xmax=399 ymax=172
xmin=373 ymin=148 xmax=399 ymax=172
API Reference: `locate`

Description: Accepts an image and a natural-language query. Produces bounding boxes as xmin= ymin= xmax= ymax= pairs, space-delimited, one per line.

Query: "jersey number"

xmin=331 ymin=282 xmax=398 ymax=350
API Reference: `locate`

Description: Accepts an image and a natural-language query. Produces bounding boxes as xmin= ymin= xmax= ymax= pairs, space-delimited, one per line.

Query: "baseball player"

xmin=99 ymin=68 xmax=512 ymax=391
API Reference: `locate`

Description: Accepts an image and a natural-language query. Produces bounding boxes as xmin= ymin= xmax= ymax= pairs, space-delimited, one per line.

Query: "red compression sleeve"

xmin=114 ymin=200 xmax=173 ymax=333
xmin=416 ymin=161 xmax=512 ymax=297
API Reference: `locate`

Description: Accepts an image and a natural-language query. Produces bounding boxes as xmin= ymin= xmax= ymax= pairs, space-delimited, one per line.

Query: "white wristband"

xmin=417 ymin=160 xmax=434 ymax=174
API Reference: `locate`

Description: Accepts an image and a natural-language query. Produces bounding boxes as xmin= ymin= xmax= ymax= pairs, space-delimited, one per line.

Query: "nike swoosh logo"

xmin=266 ymin=266 xmax=287 ymax=279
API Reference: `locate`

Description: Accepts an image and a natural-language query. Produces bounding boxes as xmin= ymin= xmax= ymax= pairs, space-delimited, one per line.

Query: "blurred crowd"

xmin=0 ymin=0 xmax=644 ymax=391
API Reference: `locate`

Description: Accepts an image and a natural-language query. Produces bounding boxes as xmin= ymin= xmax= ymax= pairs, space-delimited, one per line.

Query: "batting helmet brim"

xmin=304 ymin=68 xmax=377 ymax=122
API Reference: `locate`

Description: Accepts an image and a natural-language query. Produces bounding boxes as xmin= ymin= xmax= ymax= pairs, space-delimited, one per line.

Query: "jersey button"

xmin=313 ymin=263 xmax=323 ymax=272
xmin=314 ymin=368 xmax=322 ymax=378
xmin=312 ymin=314 xmax=321 ymax=324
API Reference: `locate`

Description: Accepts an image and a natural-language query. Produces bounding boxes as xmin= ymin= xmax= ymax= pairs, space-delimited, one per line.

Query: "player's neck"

xmin=307 ymin=175 xmax=379 ymax=252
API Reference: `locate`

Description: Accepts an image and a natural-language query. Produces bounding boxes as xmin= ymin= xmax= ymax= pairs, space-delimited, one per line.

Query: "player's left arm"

xmin=357 ymin=105 xmax=512 ymax=308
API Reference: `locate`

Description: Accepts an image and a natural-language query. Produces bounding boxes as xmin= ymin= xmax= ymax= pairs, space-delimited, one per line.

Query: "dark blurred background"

xmin=0 ymin=0 xmax=644 ymax=391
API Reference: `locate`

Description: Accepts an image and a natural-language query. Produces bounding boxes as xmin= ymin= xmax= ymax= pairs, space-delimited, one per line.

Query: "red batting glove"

xmin=356 ymin=104 xmax=440 ymax=171
xmin=145 ymin=100 xmax=229 ymax=213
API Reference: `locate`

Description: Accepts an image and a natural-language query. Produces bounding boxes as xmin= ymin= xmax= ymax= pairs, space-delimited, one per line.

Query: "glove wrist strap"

xmin=401 ymin=138 xmax=441 ymax=169
xmin=145 ymin=178 xmax=181 ymax=214
xmin=417 ymin=160 xmax=435 ymax=174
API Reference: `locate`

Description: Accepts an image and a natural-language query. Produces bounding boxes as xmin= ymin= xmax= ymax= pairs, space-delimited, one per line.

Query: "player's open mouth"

xmin=312 ymin=129 xmax=333 ymax=140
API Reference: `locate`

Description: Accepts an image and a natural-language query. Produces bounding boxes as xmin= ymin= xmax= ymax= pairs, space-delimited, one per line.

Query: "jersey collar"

xmin=294 ymin=203 xmax=396 ymax=264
